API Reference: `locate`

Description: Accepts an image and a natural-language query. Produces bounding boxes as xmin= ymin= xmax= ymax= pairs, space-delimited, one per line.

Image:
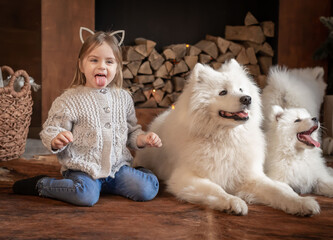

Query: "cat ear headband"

xmin=79 ymin=27 xmax=125 ymax=46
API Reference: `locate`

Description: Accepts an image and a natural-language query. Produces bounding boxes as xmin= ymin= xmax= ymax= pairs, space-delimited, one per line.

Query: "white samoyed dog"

xmin=264 ymin=106 xmax=333 ymax=197
xmin=262 ymin=66 xmax=333 ymax=197
xmin=134 ymin=59 xmax=319 ymax=216
xmin=261 ymin=66 xmax=326 ymax=131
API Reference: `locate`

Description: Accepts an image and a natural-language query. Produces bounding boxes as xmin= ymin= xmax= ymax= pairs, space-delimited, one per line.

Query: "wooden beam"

xmin=278 ymin=0 xmax=330 ymax=69
xmin=42 ymin=0 xmax=95 ymax=123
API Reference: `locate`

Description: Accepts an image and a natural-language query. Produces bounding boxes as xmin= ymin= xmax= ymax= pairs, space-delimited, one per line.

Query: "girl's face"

xmin=80 ymin=42 xmax=118 ymax=88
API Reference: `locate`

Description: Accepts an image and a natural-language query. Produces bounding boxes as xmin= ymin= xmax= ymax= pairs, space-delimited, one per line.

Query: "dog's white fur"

xmin=261 ymin=66 xmax=326 ymax=131
xmin=262 ymin=66 xmax=333 ymax=198
xmin=264 ymin=106 xmax=333 ymax=197
xmin=134 ymin=60 xmax=320 ymax=216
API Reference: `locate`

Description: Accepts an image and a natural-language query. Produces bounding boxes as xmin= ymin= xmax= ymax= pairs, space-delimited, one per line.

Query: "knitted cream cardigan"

xmin=40 ymin=86 xmax=144 ymax=179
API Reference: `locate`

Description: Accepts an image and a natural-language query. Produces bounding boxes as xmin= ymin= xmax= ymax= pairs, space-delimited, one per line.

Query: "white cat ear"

xmin=110 ymin=30 xmax=125 ymax=46
xmin=80 ymin=27 xmax=94 ymax=43
xmin=79 ymin=28 xmax=125 ymax=46
xmin=271 ymin=105 xmax=284 ymax=121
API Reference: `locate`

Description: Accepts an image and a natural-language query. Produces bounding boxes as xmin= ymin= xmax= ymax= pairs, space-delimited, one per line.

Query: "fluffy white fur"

xmin=264 ymin=106 xmax=333 ymax=197
xmin=134 ymin=60 xmax=319 ymax=216
xmin=261 ymin=66 xmax=326 ymax=131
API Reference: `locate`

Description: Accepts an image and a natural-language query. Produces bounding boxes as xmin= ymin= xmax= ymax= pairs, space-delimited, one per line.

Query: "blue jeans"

xmin=37 ymin=165 xmax=159 ymax=206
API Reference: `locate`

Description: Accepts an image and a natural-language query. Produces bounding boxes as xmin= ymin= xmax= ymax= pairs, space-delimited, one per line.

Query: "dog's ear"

xmin=228 ymin=58 xmax=240 ymax=68
xmin=218 ymin=58 xmax=240 ymax=73
xmin=191 ymin=63 xmax=205 ymax=83
xmin=312 ymin=66 xmax=324 ymax=81
xmin=271 ymin=105 xmax=284 ymax=122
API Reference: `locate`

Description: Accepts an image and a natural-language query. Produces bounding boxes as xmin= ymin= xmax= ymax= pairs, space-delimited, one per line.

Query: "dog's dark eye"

xmin=294 ymin=119 xmax=301 ymax=123
xmin=239 ymin=88 xmax=243 ymax=92
xmin=219 ymin=90 xmax=228 ymax=96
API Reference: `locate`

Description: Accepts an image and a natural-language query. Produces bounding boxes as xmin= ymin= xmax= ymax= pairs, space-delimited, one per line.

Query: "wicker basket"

xmin=0 ymin=66 xmax=33 ymax=161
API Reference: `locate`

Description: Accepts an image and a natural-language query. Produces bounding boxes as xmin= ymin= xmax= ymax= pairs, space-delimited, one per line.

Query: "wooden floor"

xmin=1 ymin=156 xmax=333 ymax=240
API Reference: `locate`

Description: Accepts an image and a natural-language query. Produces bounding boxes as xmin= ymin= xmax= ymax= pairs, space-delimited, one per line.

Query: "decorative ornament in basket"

xmin=0 ymin=66 xmax=33 ymax=161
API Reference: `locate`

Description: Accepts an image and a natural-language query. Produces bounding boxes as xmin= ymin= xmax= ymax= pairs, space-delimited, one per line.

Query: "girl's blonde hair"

xmin=70 ymin=31 xmax=123 ymax=88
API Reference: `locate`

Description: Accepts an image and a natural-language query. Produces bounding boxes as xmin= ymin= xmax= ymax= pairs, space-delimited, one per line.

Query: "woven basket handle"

xmin=8 ymin=70 xmax=31 ymax=98
xmin=1 ymin=65 xmax=14 ymax=75
xmin=0 ymin=65 xmax=15 ymax=93
xmin=0 ymin=65 xmax=14 ymax=83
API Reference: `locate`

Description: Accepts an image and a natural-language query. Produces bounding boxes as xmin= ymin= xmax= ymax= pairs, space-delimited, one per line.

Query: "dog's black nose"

xmin=312 ymin=117 xmax=318 ymax=123
xmin=240 ymin=95 xmax=251 ymax=106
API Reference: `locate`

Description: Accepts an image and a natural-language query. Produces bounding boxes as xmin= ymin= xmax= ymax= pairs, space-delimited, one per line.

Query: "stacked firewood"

xmin=122 ymin=12 xmax=275 ymax=108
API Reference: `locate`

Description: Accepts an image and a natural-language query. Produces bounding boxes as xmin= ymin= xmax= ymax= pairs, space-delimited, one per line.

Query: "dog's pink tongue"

xmin=96 ymin=76 xmax=107 ymax=87
xmin=237 ymin=112 xmax=248 ymax=118
xmin=303 ymin=134 xmax=321 ymax=148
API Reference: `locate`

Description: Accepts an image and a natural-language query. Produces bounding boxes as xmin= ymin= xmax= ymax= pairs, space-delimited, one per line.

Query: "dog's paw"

xmin=298 ymin=197 xmax=320 ymax=216
xmin=225 ymin=197 xmax=248 ymax=215
xmin=287 ymin=197 xmax=320 ymax=216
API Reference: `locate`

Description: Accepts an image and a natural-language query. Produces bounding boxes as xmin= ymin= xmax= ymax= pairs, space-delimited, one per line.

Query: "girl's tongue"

xmin=95 ymin=75 xmax=107 ymax=87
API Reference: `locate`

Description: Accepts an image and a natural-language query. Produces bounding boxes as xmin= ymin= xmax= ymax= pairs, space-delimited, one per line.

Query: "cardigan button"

xmin=104 ymin=122 xmax=111 ymax=129
xmin=100 ymin=88 xmax=107 ymax=94
xmin=104 ymin=107 xmax=111 ymax=113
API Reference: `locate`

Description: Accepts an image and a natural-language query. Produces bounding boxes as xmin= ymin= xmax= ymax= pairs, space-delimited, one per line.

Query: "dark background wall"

xmin=95 ymin=0 xmax=279 ymax=58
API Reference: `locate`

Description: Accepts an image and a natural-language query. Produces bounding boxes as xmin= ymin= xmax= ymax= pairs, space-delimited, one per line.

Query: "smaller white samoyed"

xmin=134 ymin=60 xmax=320 ymax=216
xmin=261 ymin=66 xmax=326 ymax=131
xmin=264 ymin=106 xmax=333 ymax=197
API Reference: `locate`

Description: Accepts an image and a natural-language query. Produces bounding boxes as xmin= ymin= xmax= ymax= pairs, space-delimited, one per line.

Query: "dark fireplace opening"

xmin=95 ymin=0 xmax=279 ymax=108
xmin=95 ymin=0 xmax=279 ymax=54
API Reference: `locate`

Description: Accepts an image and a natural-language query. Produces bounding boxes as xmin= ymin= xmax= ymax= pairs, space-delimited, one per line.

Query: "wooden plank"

xmin=0 ymin=1 xmax=42 ymax=138
xmin=259 ymin=42 xmax=274 ymax=57
xmin=261 ymin=21 xmax=275 ymax=37
xmin=258 ymin=56 xmax=272 ymax=75
xmin=172 ymin=60 xmax=189 ymax=75
xmin=138 ymin=61 xmax=153 ymax=75
xmin=246 ymin=47 xmax=257 ymax=64
xmin=244 ymin=12 xmax=259 ymax=26
xmin=199 ymin=54 xmax=212 ymax=64
xmin=216 ymin=52 xmax=235 ymax=63
xmin=236 ymin=48 xmax=249 ymax=65
xmin=1 ymin=157 xmax=333 ymax=239
xmin=127 ymin=60 xmax=142 ymax=76
xmin=148 ymin=49 xmax=165 ymax=71
xmin=184 ymin=56 xmax=198 ymax=70
xmin=41 ymin=0 xmax=95 ymax=123
xmin=225 ymin=25 xmax=265 ymax=44
xmin=195 ymin=40 xmax=218 ymax=59
xmin=278 ymin=0 xmax=330 ymax=69
xmin=134 ymin=38 xmax=156 ymax=57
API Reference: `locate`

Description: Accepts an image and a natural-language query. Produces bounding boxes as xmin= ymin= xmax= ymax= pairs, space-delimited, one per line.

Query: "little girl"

xmin=13 ymin=30 xmax=162 ymax=206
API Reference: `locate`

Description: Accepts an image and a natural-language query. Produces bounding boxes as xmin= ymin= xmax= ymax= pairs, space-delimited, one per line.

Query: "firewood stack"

xmin=122 ymin=12 xmax=275 ymax=108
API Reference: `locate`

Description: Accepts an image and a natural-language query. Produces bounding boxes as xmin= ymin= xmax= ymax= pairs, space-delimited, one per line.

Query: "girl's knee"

xmin=134 ymin=175 xmax=159 ymax=201
xmin=73 ymin=181 xmax=100 ymax=206
xmin=75 ymin=193 xmax=99 ymax=206
xmin=116 ymin=166 xmax=160 ymax=201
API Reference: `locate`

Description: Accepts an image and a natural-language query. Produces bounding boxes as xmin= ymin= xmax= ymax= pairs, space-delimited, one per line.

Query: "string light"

xmin=186 ymin=44 xmax=190 ymax=48
xmin=152 ymin=89 xmax=156 ymax=93
xmin=171 ymin=104 xmax=175 ymax=110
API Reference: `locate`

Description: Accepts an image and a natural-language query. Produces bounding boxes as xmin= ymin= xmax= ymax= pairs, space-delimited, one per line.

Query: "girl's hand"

xmin=137 ymin=132 xmax=162 ymax=148
xmin=51 ymin=131 xmax=73 ymax=150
